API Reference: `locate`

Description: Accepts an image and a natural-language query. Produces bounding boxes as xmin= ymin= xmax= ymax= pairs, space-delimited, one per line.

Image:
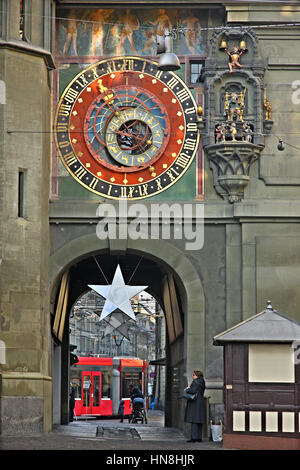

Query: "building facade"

xmin=0 ymin=0 xmax=300 ymax=435
xmin=69 ymin=291 xmax=157 ymax=361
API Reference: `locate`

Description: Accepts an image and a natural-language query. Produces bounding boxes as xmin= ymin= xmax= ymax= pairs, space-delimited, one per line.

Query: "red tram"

xmin=71 ymin=356 xmax=148 ymax=417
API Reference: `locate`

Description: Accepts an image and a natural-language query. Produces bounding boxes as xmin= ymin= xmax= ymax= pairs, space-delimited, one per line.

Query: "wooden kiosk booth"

xmin=213 ymin=302 xmax=300 ymax=450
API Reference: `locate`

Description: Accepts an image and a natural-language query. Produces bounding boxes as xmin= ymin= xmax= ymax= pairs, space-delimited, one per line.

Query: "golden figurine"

xmin=197 ymin=105 xmax=203 ymax=120
xmin=224 ymin=89 xmax=246 ymax=122
xmin=230 ymin=123 xmax=237 ymax=141
xmin=264 ymin=96 xmax=272 ymax=121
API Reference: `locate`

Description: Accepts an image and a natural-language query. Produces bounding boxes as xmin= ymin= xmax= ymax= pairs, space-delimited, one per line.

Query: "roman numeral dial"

xmin=54 ymin=57 xmax=199 ymax=199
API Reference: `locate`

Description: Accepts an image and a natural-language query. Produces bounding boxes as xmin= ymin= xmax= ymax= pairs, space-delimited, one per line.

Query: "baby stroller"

xmin=128 ymin=397 xmax=147 ymax=424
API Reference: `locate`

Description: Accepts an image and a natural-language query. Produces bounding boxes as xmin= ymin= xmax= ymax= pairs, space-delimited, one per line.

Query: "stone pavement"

xmin=0 ymin=410 xmax=224 ymax=451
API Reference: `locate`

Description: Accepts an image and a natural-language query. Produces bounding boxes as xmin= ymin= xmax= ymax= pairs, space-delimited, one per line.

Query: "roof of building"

xmin=213 ymin=301 xmax=300 ymax=345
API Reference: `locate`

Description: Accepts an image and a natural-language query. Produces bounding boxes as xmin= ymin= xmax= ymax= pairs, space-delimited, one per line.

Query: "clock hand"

xmin=132 ymin=96 xmax=154 ymax=113
xmin=114 ymin=128 xmax=148 ymax=143
xmin=95 ymin=142 xmax=107 ymax=154
xmin=104 ymin=100 xmax=138 ymax=136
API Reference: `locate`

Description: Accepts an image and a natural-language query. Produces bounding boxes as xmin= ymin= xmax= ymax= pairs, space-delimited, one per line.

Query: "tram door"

xmin=81 ymin=371 xmax=101 ymax=415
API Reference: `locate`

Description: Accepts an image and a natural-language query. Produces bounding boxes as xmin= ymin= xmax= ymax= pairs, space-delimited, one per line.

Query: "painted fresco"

xmin=56 ymin=8 xmax=208 ymax=58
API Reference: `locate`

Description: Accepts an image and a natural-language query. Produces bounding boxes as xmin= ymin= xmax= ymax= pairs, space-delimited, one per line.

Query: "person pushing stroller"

xmin=129 ymin=385 xmax=148 ymax=424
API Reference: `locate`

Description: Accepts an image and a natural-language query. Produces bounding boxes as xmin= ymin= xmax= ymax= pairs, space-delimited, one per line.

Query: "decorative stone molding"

xmin=199 ymin=27 xmax=272 ymax=203
xmin=206 ymin=142 xmax=263 ymax=203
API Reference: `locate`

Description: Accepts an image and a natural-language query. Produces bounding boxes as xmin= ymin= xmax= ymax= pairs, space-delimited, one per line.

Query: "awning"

xmin=149 ymin=357 xmax=166 ymax=366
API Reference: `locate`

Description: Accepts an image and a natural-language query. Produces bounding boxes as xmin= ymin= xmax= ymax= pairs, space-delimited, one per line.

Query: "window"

xmin=18 ymin=170 xmax=26 ymax=218
xmin=0 ymin=340 xmax=5 ymax=364
xmin=82 ymin=375 xmax=91 ymax=406
xmin=101 ymin=371 xmax=111 ymax=398
xmin=42 ymin=0 xmax=52 ymax=50
xmin=121 ymin=369 xmax=143 ymax=397
xmin=93 ymin=375 xmax=100 ymax=407
xmin=70 ymin=374 xmax=81 ymax=399
xmin=19 ymin=0 xmax=25 ymax=39
xmin=248 ymin=344 xmax=295 ymax=383
xmin=190 ymin=61 xmax=205 ymax=84
xmin=19 ymin=0 xmax=30 ymax=42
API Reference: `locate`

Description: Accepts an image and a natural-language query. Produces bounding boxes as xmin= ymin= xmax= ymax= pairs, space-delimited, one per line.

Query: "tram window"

xmin=83 ymin=375 xmax=90 ymax=407
xmin=121 ymin=372 xmax=140 ymax=398
xmin=139 ymin=371 xmax=144 ymax=391
xmin=101 ymin=371 xmax=111 ymax=398
xmin=71 ymin=374 xmax=81 ymax=399
xmin=93 ymin=375 xmax=100 ymax=407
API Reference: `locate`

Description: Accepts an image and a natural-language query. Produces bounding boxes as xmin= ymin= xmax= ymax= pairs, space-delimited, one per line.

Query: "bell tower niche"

xmin=199 ymin=27 xmax=273 ymax=203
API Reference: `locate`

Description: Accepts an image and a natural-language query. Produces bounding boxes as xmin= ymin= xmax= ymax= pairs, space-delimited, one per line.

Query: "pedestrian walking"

xmin=118 ymin=399 xmax=125 ymax=423
xmin=69 ymin=384 xmax=76 ymax=422
xmin=184 ymin=370 xmax=206 ymax=442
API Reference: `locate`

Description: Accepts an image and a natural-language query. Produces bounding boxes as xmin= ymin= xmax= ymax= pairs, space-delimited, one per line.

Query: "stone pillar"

xmin=0 ymin=1 xmax=54 ymax=434
xmin=112 ymin=358 xmax=120 ymax=415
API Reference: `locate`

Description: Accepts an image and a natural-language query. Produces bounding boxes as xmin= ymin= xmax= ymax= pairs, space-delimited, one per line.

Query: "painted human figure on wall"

xmin=112 ymin=9 xmax=140 ymax=55
xmin=182 ymin=11 xmax=202 ymax=54
xmin=141 ymin=28 xmax=157 ymax=55
xmin=146 ymin=8 xmax=173 ymax=36
xmin=62 ymin=10 xmax=80 ymax=56
xmin=89 ymin=9 xmax=114 ymax=56
xmin=57 ymin=7 xmax=208 ymax=58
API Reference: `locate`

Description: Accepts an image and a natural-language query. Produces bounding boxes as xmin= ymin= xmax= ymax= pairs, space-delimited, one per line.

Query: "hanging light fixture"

xmin=157 ymin=28 xmax=181 ymax=71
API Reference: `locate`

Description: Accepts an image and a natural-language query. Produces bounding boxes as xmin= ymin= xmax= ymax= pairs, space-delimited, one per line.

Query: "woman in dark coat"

xmin=184 ymin=370 xmax=206 ymax=442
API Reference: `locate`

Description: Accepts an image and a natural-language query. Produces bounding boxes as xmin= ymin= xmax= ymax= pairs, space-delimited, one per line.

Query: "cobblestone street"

xmin=0 ymin=410 xmax=223 ymax=451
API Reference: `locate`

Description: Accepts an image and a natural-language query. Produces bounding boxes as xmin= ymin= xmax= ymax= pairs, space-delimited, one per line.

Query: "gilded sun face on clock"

xmin=54 ymin=57 xmax=199 ymax=199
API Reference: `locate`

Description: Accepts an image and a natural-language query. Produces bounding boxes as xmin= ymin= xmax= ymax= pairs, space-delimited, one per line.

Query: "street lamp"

xmin=277 ymin=139 xmax=285 ymax=151
xmin=157 ymin=28 xmax=181 ymax=71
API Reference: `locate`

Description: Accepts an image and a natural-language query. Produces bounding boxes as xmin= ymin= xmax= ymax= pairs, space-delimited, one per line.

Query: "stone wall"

xmin=0 ymin=0 xmax=54 ymax=434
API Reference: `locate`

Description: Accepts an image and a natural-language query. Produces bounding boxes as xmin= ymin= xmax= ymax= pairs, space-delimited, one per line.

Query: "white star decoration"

xmin=88 ymin=264 xmax=148 ymax=322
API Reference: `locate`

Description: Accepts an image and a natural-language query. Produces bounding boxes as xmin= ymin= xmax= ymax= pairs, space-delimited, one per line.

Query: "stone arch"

xmin=50 ymin=232 xmax=205 ymax=373
xmin=50 ymin=233 xmax=205 ymax=427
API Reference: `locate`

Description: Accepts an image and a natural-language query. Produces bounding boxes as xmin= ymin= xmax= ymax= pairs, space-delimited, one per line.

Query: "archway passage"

xmin=52 ymin=250 xmax=193 ymax=428
xmin=69 ymin=288 xmax=165 ymax=422
xmin=67 ymin=252 xmax=176 ymax=311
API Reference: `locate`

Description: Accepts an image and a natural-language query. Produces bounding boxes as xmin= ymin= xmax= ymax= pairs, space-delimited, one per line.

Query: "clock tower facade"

xmin=1 ymin=1 xmax=300 ymax=440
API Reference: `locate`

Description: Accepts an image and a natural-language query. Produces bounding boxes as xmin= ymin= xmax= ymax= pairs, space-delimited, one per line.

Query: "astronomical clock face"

xmin=54 ymin=57 xmax=199 ymax=199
